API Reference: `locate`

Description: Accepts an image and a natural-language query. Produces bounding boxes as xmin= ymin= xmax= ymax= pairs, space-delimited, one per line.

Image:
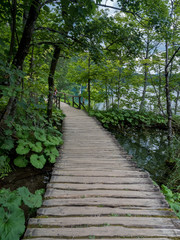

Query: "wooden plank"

xmin=23 ymin=238 xmax=172 ymax=240
xmin=41 ymin=198 xmax=168 ymax=208
xmin=24 ymin=226 xmax=180 ymax=238
xmin=47 ymin=183 xmax=158 ymax=191
xmin=44 ymin=189 xmax=165 ymax=199
xmin=52 ymin=170 xmax=148 ymax=177
xmin=28 ymin=217 xmax=178 ymax=229
xmin=50 ymin=176 xmax=152 ymax=184
xmin=37 ymin=206 xmax=174 ymax=217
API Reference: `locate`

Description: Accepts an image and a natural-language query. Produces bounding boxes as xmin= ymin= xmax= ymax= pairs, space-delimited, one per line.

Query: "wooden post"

xmin=58 ymin=97 xmax=60 ymax=109
xmin=72 ymin=96 xmax=74 ymax=107
xmin=78 ymin=96 xmax=81 ymax=109
xmin=55 ymin=96 xmax=57 ymax=107
xmin=64 ymin=93 xmax=66 ymax=103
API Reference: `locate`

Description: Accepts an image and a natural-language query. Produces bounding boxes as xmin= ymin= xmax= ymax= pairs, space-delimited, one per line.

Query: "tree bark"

xmin=0 ymin=0 xmax=41 ymax=124
xmin=47 ymin=45 xmax=61 ymax=120
xmin=174 ymin=89 xmax=179 ymax=115
xmin=87 ymin=56 xmax=91 ymax=110
xmin=165 ymin=40 xmax=173 ymax=141
xmin=8 ymin=0 xmax=17 ymax=63
xmin=139 ymin=37 xmax=149 ymax=112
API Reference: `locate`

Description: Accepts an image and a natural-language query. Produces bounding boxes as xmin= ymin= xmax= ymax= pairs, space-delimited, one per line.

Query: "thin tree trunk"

xmin=0 ymin=0 xmax=41 ymax=124
xmin=88 ymin=56 xmax=91 ymax=110
xmin=165 ymin=40 xmax=173 ymax=140
xmin=105 ymin=80 xmax=108 ymax=110
xmin=47 ymin=45 xmax=61 ymax=120
xmin=8 ymin=0 xmax=17 ymax=63
xmin=139 ymin=38 xmax=149 ymax=112
xmin=174 ymin=89 xmax=179 ymax=115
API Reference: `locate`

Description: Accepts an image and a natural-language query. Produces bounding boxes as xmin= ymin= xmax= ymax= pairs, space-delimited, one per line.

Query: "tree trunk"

xmin=0 ymin=0 xmax=41 ymax=124
xmin=174 ymin=89 xmax=179 ymax=115
xmin=8 ymin=0 xmax=17 ymax=63
xmin=87 ymin=56 xmax=91 ymax=110
xmin=105 ymin=80 xmax=109 ymax=110
xmin=139 ymin=38 xmax=149 ymax=112
xmin=47 ymin=45 xmax=61 ymax=120
xmin=165 ymin=41 xmax=173 ymax=141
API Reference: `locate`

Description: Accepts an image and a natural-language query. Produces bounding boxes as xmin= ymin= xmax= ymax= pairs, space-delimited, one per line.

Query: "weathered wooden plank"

xmin=24 ymin=226 xmax=180 ymax=238
xmin=47 ymin=183 xmax=158 ymax=191
xmin=37 ymin=206 xmax=174 ymax=217
xmin=52 ymin=170 xmax=148 ymax=177
xmin=23 ymin=238 xmax=172 ymax=240
xmin=50 ymin=176 xmax=152 ymax=184
xmin=28 ymin=216 xmax=178 ymax=229
xmin=41 ymin=197 xmax=168 ymax=208
xmin=44 ymin=189 xmax=164 ymax=199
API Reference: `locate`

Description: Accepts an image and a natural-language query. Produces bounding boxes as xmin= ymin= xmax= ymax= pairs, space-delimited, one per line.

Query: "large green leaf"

xmin=48 ymin=155 xmax=56 ymax=163
xmin=34 ymin=131 xmax=46 ymax=142
xmin=14 ymin=156 xmax=28 ymax=168
xmin=44 ymin=146 xmax=59 ymax=157
xmin=30 ymin=154 xmax=46 ymax=169
xmin=30 ymin=142 xmax=43 ymax=153
xmin=0 ymin=207 xmax=25 ymax=240
xmin=16 ymin=141 xmax=30 ymax=155
xmin=0 ymin=189 xmax=21 ymax=208
xmin=17 ymin=187 xmax=43 ymax=208
xmin=0 ymin=139 xmax=14 ymax=151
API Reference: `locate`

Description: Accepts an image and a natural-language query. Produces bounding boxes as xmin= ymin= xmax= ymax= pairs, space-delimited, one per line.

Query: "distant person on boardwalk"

xmin=54 ymin=88 xmax=57 ymax=98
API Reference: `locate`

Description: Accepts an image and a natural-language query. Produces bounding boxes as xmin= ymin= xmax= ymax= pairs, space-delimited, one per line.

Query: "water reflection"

xmin=114 ymin=128 xmax=172 ymax=186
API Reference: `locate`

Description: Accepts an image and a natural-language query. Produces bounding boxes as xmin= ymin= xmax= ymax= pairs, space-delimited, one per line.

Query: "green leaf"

xmin=0 ymin=189 xmax=21 ymax=208
xmin=34 ymin=131 xmax=46 ymax=142
xmin=16 ymin=141 xmax=30 ymax=155
xmin=30 ymin=154 xmax=46 ymax=169
xmin=0 ymin=207 xmax=25 ymax=240
xmin=14 ymin=156 xmax=28 ymax=168
xmin=48 ymin=155 xmax=56 ymax=163
xmin=30 ymin=142 xmax=43 ymax=153
xmin=17 ymin=187 xmax=43 ymax=208
xmin=1 ymin=139 xmax=14 ymax=150
xmin=44 ymin=146 xmax=59 ymax=157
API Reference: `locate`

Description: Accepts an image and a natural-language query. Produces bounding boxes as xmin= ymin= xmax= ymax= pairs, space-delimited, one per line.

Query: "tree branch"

xmin=97 ymin=4 xmax=143 ymax=19
xmin=165 ymin=46 xmax=180 ymax=70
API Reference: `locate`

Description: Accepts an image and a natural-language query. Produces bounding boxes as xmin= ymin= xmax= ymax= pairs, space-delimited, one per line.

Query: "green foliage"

xmin=14 ymin=156 xmax=28 ymax=168
xmin=0 ymin=104 xmax=64 ymax=172
xmin=161 ymin=185 xmax=180 ymax=219
xmin=89 ymin=108 xmax=167 ymax=129
xmin=0 ymin=187 xmax=44 ymax=240
xmin=30 ymin=154 xmax=46 ymax=169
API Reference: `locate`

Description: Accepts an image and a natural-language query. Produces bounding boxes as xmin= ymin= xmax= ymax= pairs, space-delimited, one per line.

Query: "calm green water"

xmin=113 ymin=128 xmax=174 ymax=186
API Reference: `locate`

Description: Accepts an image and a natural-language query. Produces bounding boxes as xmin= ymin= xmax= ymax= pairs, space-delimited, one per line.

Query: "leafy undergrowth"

xmin=0 ymin=187 xmax=44 ymax=240
xmin=0 ymin=104 xmax=65 ymax=177
xmin=89 ymin=108 xmax=167 ymax=130
xmin=0 ymin=97 xmax=65 ymax=239
xmin=161 ymin=185 xmax=180 ymax=219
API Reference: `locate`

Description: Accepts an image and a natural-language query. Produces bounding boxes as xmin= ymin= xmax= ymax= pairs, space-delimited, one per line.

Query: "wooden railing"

xmin=54 ymin=92 xmax=86 ymax=110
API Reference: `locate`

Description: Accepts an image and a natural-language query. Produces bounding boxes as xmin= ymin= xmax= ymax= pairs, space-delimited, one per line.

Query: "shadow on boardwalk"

xmin=24 ymin=102 xmax=180 ymax=239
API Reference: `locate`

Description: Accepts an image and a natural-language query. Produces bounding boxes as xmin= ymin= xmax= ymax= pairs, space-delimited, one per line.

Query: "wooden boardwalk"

xmin=24 ymin=103 xmax=180 ymax=239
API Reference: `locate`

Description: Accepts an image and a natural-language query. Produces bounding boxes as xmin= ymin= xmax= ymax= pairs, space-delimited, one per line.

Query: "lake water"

xmin=112 ymin=128 xmax=178 ymax=186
